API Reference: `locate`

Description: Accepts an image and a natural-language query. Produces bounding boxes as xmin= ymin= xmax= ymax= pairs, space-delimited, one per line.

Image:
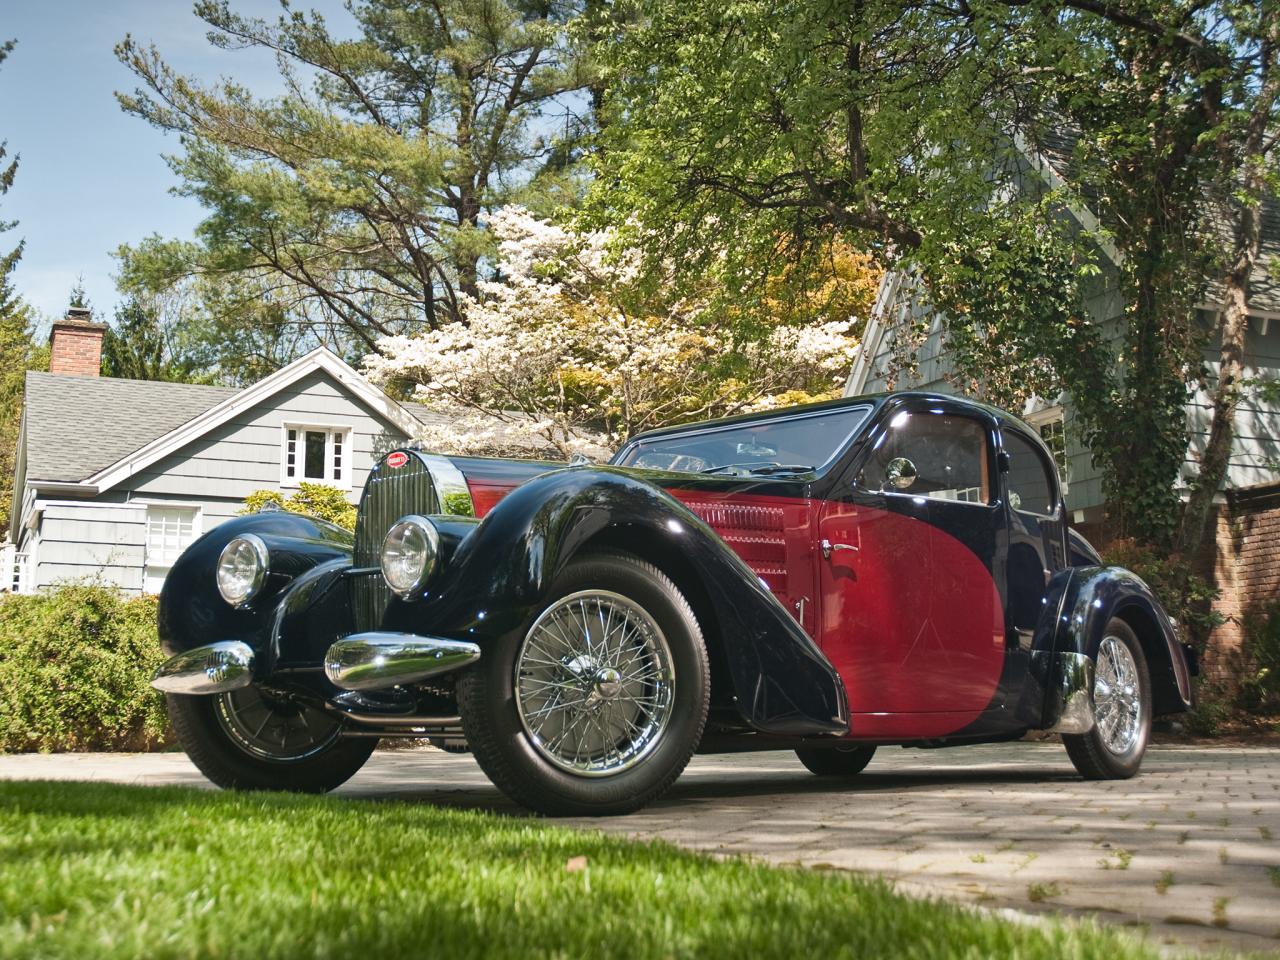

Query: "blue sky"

xmin=3 ymin=0 xmax=351 ymax=324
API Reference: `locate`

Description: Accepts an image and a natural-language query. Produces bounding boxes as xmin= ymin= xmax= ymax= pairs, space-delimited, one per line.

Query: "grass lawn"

xmin=0 ymin=780 xmax=1164 ymax=960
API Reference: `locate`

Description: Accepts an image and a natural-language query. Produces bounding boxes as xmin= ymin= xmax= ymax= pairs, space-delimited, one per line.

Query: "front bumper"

xmin=323 ymin=632 xmax=481 ymax=691
xmin=151 ymin=641 xmax=255 ymax=695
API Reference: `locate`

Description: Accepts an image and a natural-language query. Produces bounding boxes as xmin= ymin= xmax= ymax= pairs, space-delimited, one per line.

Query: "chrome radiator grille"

xmin=351 ymin=452 xmax=439 ymax=632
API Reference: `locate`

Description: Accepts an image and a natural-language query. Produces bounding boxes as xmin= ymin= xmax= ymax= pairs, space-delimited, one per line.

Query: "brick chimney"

xmin=49 ymin=307 xmax=107 ymax=377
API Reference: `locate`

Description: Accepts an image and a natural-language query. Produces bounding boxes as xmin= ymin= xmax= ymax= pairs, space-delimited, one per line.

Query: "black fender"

xmin=380 ymin=467 xmax=849 ymax=736
xmin=158 ymin=511 xmax=353 ymax=670
xmin=1024 ymin=565 xmax=1192 ymax=725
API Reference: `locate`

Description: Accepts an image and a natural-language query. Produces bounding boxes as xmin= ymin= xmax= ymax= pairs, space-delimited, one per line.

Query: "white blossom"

xmin=364 ymin=206 xmax=862 ymax=458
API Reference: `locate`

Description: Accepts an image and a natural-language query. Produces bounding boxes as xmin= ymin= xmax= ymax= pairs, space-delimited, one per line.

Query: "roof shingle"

xmin=23 ymin=373 xmax=238 ymax=483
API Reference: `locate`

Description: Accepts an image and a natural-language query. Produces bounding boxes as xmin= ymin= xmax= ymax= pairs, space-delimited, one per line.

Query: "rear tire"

xmin=458 ymin=551 xmax=709 ymax=816
xmin=1063 ymin=618 xmax=1151 ymax=780
xmin=167 ymin=686 xmax=374 ymax=793
xmin=795 ymin=743 xmax=876 ymax=777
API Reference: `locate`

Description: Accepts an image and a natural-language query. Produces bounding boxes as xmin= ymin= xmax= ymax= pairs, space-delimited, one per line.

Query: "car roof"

xmin=623 ymin=391 xmax=1022 ymax=446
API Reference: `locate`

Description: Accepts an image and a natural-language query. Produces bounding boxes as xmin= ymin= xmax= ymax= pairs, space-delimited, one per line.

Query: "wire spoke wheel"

xmin=1093 ymin=634 xmax=1143 ymax=756
xmin=515 ymin=590 xmax=676 ymax=778
xmin=214 ymin=685 xmax=343 ymax=762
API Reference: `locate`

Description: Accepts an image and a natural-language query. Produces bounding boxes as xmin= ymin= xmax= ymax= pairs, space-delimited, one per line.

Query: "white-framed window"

xmin=145 ymin=505 xmax=201 ymax=594
xmin=1025 ymin=406 xmax=1071 ymax=493
xmin=282 ymin=424 xmax=352 ymax=488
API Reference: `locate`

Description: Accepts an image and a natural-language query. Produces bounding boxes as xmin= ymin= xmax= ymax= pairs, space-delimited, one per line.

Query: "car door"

xmin=815 ymin=404 xmax=1007 ymax=738
xmin=1000 ymin=425 xmax=1069 ymax=647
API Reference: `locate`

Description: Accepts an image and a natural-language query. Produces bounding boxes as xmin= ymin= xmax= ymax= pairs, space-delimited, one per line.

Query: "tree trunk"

xmin=1176 ymin=172 xmax=1266 ymax=556
xmin=1176 ymin=22 xmax=1278 ymax=557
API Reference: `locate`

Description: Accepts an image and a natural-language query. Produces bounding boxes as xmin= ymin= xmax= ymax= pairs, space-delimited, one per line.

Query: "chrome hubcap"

xmin=1094 ymin=635 xmax=1143 ymax=756
xmin=515 ymin=590 xmax=675 ymax=778
xmin=215 ymin=686 xmax=342 ymax=762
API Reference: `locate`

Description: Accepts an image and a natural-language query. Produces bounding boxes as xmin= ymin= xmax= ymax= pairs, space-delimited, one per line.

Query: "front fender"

xmin=158 ymin=511 xmax=353 ymax=661
xmin=380 ymin=468 xmax=849 ymax=736
xmin=1035 ymin=565 xmax=1192 ymax=722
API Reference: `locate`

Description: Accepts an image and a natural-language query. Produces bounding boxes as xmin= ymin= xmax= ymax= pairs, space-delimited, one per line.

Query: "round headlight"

xmin=381 ymin=515 xmax=440 ymax=598
xmin=216 ymin=534 xmax=269 ymax=607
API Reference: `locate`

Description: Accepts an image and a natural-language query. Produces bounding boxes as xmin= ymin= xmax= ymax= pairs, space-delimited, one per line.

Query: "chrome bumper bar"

xmin=323 ymin=632 xmax=481 ymax=691
xmin=151 ymin=641 xmax=255 ymax=695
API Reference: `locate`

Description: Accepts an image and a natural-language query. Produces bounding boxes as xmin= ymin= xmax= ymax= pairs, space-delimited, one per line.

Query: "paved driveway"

xmin=2 ymin=743 xmax=1278 ymax=955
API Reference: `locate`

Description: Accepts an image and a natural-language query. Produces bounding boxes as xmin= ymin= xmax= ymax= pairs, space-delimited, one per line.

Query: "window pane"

xmin=1037 ymin=418 xmax=1069 ymax=485
xmin=304 ymin=431 xmax=327 ymax=479
xmin=1004 ymin=431 xmax=1057 ymax=515
xmin=617 ymin=406 xmax=872 ymax=474
xmin=146 ymin=507 xmax=198 ymax=568
xmin=860 ymin=412 xmax=989 ymax=503
xmin=332 ymin=432 xmax=343 ymax=480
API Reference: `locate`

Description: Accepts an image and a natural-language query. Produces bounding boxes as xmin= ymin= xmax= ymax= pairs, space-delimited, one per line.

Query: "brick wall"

xmin=1075 ymin=486 xmax=1280 ymax=685
xmin=48 ymin=321 xmax=105 ymax=377
xmin=1205 ymin=485 xmax=1280 ymax=682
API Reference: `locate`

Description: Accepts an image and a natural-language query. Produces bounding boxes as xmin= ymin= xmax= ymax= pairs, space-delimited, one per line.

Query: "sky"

xmin=3 ymin=0 xmax=352 ymax=324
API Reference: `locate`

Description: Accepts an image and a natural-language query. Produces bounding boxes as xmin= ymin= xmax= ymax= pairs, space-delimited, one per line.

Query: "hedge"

xmin=0 ymin=585 xmax=168 ymax=753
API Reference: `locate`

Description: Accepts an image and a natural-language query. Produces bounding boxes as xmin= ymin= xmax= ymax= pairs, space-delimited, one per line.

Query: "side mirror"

xmin=884 ymin=457 xmax=918 ymax=491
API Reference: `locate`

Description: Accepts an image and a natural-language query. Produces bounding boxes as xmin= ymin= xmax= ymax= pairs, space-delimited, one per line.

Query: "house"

xmin=845 ymin=136 xmax=1280 ymax=671
xmin=3 ymin=309 xmax=508 ymax=596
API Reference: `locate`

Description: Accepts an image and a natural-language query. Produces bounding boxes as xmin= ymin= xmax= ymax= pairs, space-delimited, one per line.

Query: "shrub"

xmin=0 ymin=585 xmax=168 ymax=752
xmin=1101 ymin=539 xmax=1224 ymax=643
xmin=1239 ymin=600 xmax=1280 ymax=715
xmin=241 ymin=482 xmax=356 ymax=531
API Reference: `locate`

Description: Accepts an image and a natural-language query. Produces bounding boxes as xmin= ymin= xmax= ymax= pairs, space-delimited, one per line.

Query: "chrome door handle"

xmin=821 ymin=539 xmax=858 ymax=559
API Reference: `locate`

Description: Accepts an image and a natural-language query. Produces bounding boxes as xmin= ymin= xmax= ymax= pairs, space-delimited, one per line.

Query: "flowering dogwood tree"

xmin=364 ymin=207 xmax=871 ymax=457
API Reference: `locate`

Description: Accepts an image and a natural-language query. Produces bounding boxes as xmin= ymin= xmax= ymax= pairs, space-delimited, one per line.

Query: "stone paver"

xmin=2 ymin=743 xmax=1278 ymax=955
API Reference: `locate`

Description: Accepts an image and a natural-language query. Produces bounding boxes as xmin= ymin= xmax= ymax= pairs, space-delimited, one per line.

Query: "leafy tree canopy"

xmin=116 ymin=0 xmax=595 ymax=353
xmin=586 ymin=0 xmax=1278 ymax=550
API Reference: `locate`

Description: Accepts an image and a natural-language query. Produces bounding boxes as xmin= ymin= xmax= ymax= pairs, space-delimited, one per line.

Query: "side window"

xmin=1003 ymin=430 xmax=1058 ymax=516
xmin=860 ymin=412 xmax=991 ymax=504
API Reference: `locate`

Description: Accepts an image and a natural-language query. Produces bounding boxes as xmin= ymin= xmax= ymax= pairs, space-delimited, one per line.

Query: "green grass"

xmin=0 ymin=780 xmax=1166 ymax=960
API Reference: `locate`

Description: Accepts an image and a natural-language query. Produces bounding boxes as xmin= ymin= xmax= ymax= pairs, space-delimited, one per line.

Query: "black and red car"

xmin=152 ymin=392 xmax=1194 ymax=815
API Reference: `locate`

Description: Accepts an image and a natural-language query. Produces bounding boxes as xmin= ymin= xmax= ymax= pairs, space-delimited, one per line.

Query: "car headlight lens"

xmin=381 ymin=515 xmax=440 ymax=598
xmin=216 ymin=534 xmax=269 ymax=607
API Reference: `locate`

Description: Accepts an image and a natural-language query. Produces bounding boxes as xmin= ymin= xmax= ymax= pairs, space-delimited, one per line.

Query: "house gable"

xmin=83 ymin=348 xmax=420 ymax=496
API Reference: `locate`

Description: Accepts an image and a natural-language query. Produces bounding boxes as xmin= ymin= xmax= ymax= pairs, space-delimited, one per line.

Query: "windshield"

xmin=614 ymin=405 xmax=873 ymax=477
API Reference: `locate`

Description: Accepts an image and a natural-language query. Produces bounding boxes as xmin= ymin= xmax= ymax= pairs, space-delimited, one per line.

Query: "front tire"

xmin=1062 ymin=618 xmax=1152 ymax=780
xmin=458 ymin=551 xmax=710 ymax=816
xmin=167 ymin=685 xmax=375 ymax=793
xmin=796 ymin=743 xmax=876 ymax=777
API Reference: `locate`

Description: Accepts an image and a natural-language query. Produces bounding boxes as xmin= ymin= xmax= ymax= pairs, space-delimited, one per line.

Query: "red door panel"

xmin=818 ymin=501 xmax=1005 ymax=738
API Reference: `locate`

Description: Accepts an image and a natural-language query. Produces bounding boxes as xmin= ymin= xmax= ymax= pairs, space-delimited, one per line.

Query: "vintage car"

xmin=152 ymin=392 xmax=1194 ymax=815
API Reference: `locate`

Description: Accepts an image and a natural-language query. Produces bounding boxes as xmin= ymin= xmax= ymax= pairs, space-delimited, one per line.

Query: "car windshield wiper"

xmin=700 ymin=463 xmax=816 ymax=476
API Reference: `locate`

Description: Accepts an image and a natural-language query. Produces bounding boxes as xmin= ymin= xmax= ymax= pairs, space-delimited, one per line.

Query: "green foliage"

xmin=1239 ymin=600 xmax=1280 ymax=715
xmin=100 ymin=296 xmax=215 ymax=383
xmin=0 ymin=306 xmax=47 ymax=533
xmin=0 ymin=586 xmax=168 ymax=753
xmin=0 ymin=780 xmax=1164 ymax=960
xmin=241 ymin=483 xmax=356 ymax=531
xmin=115 ymin=0 xmax=594 ymax=354
xmin=587 ymin=0 xmax=1277 ymax=555
xmin=0 ymin=37 xmax=22 ymax=291
xmin=1101 ymin=539 xmax=1224 ymax=644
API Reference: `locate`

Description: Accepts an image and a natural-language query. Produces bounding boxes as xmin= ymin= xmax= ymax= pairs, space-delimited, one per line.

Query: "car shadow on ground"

xmin=345 ymin=756 xmax=1083 ymax=814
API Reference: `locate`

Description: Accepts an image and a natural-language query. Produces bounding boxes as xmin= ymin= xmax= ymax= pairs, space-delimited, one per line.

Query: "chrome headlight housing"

xmin=381 ymin=515 xmax=440 ymax=598
xmin=216 ymin=534 xmax=269 ymax=607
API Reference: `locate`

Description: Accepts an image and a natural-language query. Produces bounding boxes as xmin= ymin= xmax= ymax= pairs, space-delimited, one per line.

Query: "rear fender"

xmin=379 ymin=467 xmax=849 ymax=736
xmin=1028 ymin=565 xmax=1192 ymax=725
